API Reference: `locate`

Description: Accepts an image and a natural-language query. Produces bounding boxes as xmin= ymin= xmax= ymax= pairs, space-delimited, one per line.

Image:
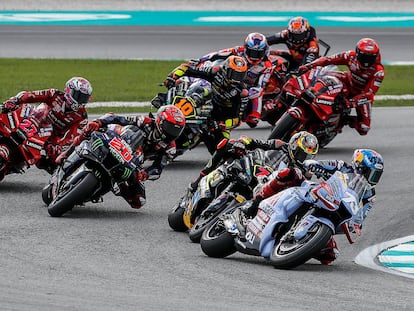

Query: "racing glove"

xmin=83 ymin=120 xmax=102 ymax=136
xmin=0 ymin=99 xmax=19 ymax=113
xmin=136 ymin=170 xmax=149 ymax=182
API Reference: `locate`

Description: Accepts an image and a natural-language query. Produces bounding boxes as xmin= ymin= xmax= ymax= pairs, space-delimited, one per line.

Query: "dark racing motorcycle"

xmin=200 ymin=170 xmax=368 ymax=269
xmin=267 ymin=66 xmax=354 ymax=148
xmin=168 ymin=149 xmax=287 ymax=243
xmin=42 ymin=130 xmax=142 ymax=217
xmin=0 ymin=104 xmax=52 ymax=181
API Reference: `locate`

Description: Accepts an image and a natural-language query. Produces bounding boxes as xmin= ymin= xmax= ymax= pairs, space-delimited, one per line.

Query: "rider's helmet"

xmin=355 ymin=38 xmax=380 ymax=68
xmin=244 ymin=32 xmax=269 ymax=65
xmin=287 ymin=16 xmax=311 ymax=46
xmin=288 ymin=131 xmax=319 ymax=167
xmin=351 ymin=149 xmax=384 ymax=185
xmin=154 ymin=105 xmax=186 ymax=142
xmin=222 ymin=55 xmax=248 ymax=84
xmin=64 ymin=77 xmax=93 ymax=112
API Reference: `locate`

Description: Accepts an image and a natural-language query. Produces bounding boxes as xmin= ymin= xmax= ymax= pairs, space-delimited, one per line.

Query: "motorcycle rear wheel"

xmin=47 ymin=172 xmax=99 ymax=217
xmin=200 ymin=218 xmax=236 ymax=258
xmin=270 ymin=222 xmax=332 ymax=269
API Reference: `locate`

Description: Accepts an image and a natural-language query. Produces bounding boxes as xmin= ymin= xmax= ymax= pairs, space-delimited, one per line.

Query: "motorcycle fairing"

xmin=258 ymin=186 xmax=312 ymax=258
xmin=293 ymin=214 xmax=334 ymax=240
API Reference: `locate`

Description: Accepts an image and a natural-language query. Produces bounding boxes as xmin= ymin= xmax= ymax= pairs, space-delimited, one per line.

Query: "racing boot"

xmin=118 ymin=182 xmax=146 ymax=209
xmin=313 ymin=236 xmax=339 ymax=265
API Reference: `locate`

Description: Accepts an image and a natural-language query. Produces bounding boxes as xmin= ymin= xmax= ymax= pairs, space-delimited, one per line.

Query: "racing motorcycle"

xmin=42 ymin=129 xmax=142 ymax=217
xmin=168 ymin=149 xmax=287 ymax=243
xmin=267 ymin=66 xmax=354 ymax=148
xmin=200 ymin=170 xmax=367 ymax=269
xmin=0 ymin=104 xmax=52 ymax=181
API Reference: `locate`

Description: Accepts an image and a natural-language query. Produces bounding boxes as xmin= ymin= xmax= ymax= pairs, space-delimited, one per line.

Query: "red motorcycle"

xmin=0 ymin=104 xmax=52 ymax=181
xmin=267 ymin=66 xmax=354 ymax=148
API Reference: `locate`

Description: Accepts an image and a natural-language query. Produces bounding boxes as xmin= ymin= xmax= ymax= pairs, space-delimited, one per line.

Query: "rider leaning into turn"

xmin=161 ymin=55 xmax=250 ymax=152
xmin=298 ymin=38 xmax=385 ymax=136
xmin=186 ymin=134 xmax=290 ymax=195
xmin=57 ymin=105 xmax=186 ymax=210
xmin=303 ymin=148 xmax=384 ymax=264
xmin=266 ymin=16 xmax=320 ymax=70
xmin=179 ymin=32 xmax=274 ymax=128
xmin=0 ymin=77 xmax=92 ymax=174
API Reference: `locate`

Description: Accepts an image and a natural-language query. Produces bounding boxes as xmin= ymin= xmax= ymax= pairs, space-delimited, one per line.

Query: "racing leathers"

xmin=299 ymin=51 xmax=385 ymax=135
xmin=302 ymin=158 xmax=378 ymax=264
xmin=266 ymin=26 xmax=320 ymax=70
xmin=1 ymin=89 xmax=88 ymax=172
xmin=196 ymin=46 xmax=273 ymax=127
xmin=303 ymin=159 xmax=376 ymax=225
xmin=188 ymin=136 xmax=287 ymax=193
xmin=166 ymin=62 xmax=250 ymax=150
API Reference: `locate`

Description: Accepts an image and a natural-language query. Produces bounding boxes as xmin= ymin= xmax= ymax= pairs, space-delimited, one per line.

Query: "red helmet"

xmin=155 ymin=105 xmax=186 ymax=141
xmin=287 ymin=16 xmax=310 ymax=45
xmin=355 ymin=38 xmax=380 ymax=68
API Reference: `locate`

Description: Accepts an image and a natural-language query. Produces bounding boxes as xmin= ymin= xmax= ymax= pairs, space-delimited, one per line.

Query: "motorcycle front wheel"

xmin=167 ymin=202 xmax=188 ymax=232
xmin=270 ymin=222 xmax=332 ymax=270
xmin=200 ymin=218 xmax=236 ymax=258
xmin=267 ymin=112 xmax=299 ymax=140
xmin=47 ymin=172 xmax=99 ymax=217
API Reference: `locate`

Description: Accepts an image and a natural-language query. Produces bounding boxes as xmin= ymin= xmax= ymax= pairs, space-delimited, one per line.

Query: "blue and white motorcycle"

xmin=200 ymin=170 xmax=367 ymax=269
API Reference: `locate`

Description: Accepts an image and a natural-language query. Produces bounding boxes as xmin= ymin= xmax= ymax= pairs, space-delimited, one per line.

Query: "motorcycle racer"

xmin=298 ymin=38 xmax=385 ymax=136
xmin=303 ymin=148 xmax=384 ymax=264
xmin=164 ymin=32 xmax=273 ymax=128
xmin=238 ymin=131 xmax=319 ymax=219
xmin=57 ymin=105 xmax=186 ymax=209
xmin=266 ymin=16 xmax=320 ymax=70
xmin=188 ymin=131 xmax=318 ymax=201
xmin=0 ymin=77 xmax=92 ymax=173
xmin=162 ymin=55 xmax=250 ymax=149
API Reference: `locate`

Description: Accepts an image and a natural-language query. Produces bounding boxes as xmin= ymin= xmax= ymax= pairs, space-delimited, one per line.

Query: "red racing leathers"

xmin=4 ymin=89 xmax=87 ymax=169
xmin=300 ymin=51 xmax=385 ymax=135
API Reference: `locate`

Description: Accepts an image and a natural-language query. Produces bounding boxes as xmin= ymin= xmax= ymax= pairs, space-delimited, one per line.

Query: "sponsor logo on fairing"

xmin=25 ymin=140 xmax=43 ymax=150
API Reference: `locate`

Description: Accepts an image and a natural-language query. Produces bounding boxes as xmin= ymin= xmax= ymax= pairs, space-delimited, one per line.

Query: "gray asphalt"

xmin=0 ymin=26 xmax=413 ymax=63
xmin=0 ymin=107 xmax=413 ymax=310
xmin=0 ymin=8 xmax=413 ymax=309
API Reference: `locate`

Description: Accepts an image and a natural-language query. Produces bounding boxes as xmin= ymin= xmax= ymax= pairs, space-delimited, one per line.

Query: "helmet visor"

xmin=289 ymin=31 xmax=308 ymax=44
xmin=292 ymin=148 xmax=315 ymax=165
xmin=71 ymin=90 xmax=90 ymax=105
xmin=357 ymin=52 xmax=377 ymax=68
xmin=246 ymin=47 xmax=265 ymax=60
xmin=227 ymin=69 xmax=246 ymax=83
xmin=161 ymin=121 xmax=184 ymax=140
xmin=366 ymin=169 xmax=382 ymax=185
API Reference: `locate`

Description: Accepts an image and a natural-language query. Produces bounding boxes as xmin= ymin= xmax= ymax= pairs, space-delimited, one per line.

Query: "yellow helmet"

xmin=288 ymin=131 xmax=319 ymax=166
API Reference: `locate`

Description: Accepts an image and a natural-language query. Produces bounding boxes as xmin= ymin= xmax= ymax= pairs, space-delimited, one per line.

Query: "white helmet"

xmin=64 ymin=77 xmax=93 ymax=111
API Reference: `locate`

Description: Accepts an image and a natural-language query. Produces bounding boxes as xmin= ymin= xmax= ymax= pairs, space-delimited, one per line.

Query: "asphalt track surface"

xmin=0 ymin=26 xmax=413 ymax=62
xmin=0 ymin=26 xmax=413 ymax=310
xmin=1 ymin=108 xmax=413 ymax=311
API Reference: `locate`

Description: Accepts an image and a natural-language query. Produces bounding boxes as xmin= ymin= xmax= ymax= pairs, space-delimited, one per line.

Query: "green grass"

xmin=0 ymin=59 xmax=413 ymax=112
